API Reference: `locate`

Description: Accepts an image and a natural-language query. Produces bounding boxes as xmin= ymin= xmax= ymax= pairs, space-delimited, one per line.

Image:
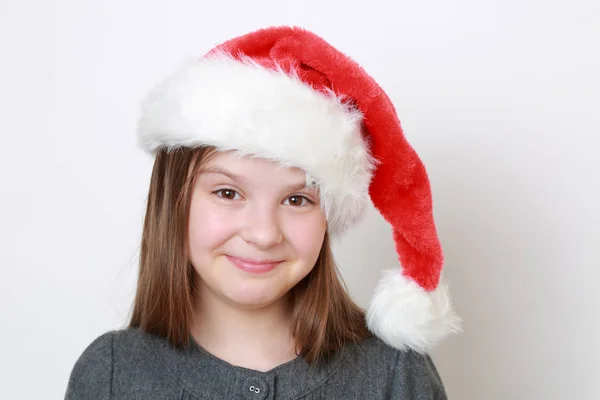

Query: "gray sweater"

xmin=65 ymin=328 xmax=447 ymax=399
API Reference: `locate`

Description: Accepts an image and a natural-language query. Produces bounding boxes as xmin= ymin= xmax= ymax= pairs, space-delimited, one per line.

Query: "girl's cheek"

xmin=281 ymin=212 xmax=326 ymax=252
xmin=190 ymin=201 xmax=242 ymax=244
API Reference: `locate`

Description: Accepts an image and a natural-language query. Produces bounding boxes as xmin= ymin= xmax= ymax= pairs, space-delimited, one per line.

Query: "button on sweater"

xmin=65 ymin=328 xmax=448 ymax=399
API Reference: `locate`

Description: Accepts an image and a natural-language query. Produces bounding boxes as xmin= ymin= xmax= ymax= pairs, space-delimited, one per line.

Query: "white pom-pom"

xmin=366 ymin=269 xmax=462 ymax=353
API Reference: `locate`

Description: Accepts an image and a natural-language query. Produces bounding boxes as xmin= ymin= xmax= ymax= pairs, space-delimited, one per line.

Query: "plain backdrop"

xmin=1 ymin=0 xmax=599 ymax=399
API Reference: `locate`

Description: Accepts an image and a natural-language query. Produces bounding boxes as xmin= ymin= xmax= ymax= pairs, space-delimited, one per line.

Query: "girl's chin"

xmin=221 ymin=285 xmax=291 ymax=310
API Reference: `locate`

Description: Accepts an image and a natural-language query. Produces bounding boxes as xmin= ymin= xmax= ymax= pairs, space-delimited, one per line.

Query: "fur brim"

xmin=366 ymin=269 xmax=462 ymax=352
xmin=136 ymin=54 xmax=375 ymax=236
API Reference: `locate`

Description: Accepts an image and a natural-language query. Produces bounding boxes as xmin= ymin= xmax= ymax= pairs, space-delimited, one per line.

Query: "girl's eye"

xmin=284 ymin=195 xmax=312 ymax=207
xmin=214 ymin=189 xmax=241 ymax=200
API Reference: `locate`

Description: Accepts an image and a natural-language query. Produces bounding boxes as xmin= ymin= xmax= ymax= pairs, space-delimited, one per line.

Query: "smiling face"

xmin=188 ymin=150 xmax=327 ymax=311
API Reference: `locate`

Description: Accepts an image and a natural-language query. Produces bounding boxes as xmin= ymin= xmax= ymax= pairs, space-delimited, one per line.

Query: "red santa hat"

xmin=137 ymin=26 xmax=461 ymax=352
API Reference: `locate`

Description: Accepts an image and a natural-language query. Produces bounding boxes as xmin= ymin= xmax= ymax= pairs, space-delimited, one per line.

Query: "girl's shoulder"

xmin=65 ymin=330 xmax=115 ymax=399
xmin=65 ymin=328 xmax=178 ymax=399
xmin=68 ymin=327 xmax=162 ymax=365
xmin=346 ymin=334 xmax=440 ymax=369
xmin=334 ymin=335 xmax=448 ymax=399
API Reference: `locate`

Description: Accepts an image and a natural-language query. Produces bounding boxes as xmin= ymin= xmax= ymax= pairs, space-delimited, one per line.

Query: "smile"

xmin=226 ymin=255 xmax=283 ymax=274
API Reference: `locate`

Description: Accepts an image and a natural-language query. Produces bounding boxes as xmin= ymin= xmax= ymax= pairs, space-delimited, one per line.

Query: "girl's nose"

xmin=239 ymin=205 xmax=284 ymax=249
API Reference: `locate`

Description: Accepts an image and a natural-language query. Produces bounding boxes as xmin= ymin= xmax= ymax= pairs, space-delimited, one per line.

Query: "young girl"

xmin=65 ymin=26 xmax=461 ymax=399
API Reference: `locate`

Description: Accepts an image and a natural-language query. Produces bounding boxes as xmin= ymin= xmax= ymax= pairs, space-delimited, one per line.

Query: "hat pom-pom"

xmin=366 ymin=269 xmax=462 ymax=353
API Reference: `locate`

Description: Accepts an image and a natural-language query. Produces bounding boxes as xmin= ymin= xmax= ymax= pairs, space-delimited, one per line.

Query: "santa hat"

xmin=137 ymin=26 xmax=461 ymax=352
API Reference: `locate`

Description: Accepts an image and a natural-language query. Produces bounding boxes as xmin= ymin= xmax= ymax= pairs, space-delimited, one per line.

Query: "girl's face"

xmin=188 ymin=151 xmax=327 ymax=310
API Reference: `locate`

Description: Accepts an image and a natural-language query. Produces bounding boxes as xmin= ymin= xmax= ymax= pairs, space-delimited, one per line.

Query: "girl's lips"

xmin=226 ymin=255 xmax=282 ymax=274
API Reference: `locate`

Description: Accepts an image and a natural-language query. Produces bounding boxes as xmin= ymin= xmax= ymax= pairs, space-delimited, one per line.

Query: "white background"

xmin=1 ymin=0 xmax=599 ymax=399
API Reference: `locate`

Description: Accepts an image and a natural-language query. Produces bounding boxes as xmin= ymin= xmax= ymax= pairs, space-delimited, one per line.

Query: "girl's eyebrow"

xmin=288 ymin=182 xmax=312 ymax=192
xmin=200 ymin=166 xmax=314 ymax=192
xmin=199 ymin=167 xmax=246 ymax=184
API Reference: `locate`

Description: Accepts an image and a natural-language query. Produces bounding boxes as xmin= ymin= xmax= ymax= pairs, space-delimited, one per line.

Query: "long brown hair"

xmin=128 ymin=146 xmax=371 ymax=365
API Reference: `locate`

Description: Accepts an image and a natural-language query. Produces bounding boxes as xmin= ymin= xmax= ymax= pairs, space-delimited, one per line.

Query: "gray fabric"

xmin=65 ymin=328 xmax=447 ymax=399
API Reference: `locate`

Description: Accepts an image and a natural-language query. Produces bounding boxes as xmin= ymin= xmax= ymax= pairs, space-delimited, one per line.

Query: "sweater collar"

xmin=140 ymin=330 xmax=349 ymax=399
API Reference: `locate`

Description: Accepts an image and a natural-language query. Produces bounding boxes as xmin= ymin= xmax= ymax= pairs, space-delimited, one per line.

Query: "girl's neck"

xmin=191 ymin=286 xmax=298 ymax=372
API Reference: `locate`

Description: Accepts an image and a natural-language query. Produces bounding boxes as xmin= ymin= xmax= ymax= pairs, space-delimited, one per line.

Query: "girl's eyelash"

xmin=213 ymin=188 xmax=241 ymax=200
xmin=212 ymin=189 xmax=314 ymax=205
xmin=286 ymin=195 xmax=314 ymax=205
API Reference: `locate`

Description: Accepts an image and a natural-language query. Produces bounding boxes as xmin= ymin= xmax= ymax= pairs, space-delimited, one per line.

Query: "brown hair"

xmin=128 ymin=146 xmax=371 ymax=365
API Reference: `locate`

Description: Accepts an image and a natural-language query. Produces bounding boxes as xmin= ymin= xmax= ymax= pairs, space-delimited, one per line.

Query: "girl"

xmin=65 ymin=26 xmax=461 ymax=399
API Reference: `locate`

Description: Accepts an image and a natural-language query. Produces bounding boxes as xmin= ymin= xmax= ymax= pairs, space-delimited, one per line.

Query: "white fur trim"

xmin=137 ymin=53 xmax=375 ymax=236
xmin=366 ymin=269 xmax=462 ymax=353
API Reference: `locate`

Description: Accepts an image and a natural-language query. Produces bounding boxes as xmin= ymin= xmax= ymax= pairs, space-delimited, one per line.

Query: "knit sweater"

xmin=65 ymin=328 xmax=447 ymax=399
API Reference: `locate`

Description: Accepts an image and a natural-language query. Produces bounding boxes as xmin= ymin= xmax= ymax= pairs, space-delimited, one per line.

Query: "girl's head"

xmin=129 ymin=146 xmax=370 ymax=364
